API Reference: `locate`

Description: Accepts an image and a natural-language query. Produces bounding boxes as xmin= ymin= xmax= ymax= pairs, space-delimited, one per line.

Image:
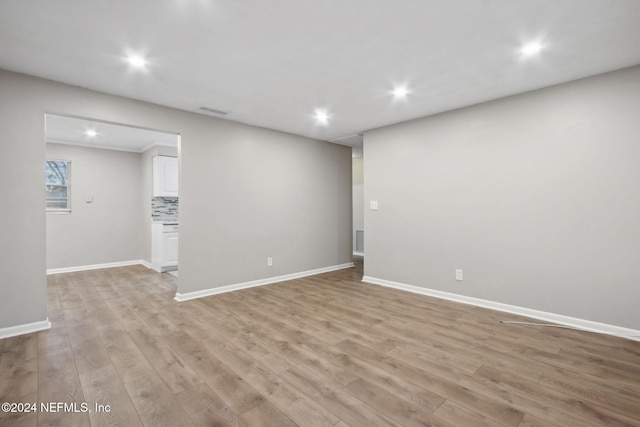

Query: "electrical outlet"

xmin=455 ymin=269 xmax=463 ymax=281
xmin=267 ymin=257 xmax=273 ymax=267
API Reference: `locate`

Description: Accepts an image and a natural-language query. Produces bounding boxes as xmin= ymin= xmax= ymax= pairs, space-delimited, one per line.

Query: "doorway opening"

xmin=352 ymin=138 xmax=364 ymax=278
xmin=44 ymin=113 xmax=180 ymax=276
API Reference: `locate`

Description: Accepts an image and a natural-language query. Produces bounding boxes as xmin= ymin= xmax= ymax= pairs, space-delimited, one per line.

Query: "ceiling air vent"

xmin=198 ymin=106 xmax=231 ymax=116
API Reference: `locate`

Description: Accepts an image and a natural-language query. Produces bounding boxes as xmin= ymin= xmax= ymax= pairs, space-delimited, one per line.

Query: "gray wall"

xmin=46 ymin=143 xmax=145 ymax=269
xmin=0 ymin=69 xmax=352 ymax=330
xmin=179 ymin=123 xmax=352 ymax=293
xmin=0 ymin=73 xmax=48 ymax=329
xmin=364 ymin=65 xmax=640 ymax=330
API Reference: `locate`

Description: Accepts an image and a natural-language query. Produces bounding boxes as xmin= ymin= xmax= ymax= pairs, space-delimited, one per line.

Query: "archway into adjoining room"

xmin=44 ymin=113 xmax=181 ymax=278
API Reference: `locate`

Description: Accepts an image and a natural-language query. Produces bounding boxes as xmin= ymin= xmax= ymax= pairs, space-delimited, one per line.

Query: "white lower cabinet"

xmin=164 ymin=233 xmax=179 ymax=266
xmin=152 ymin=223 xmax=178 ymax=272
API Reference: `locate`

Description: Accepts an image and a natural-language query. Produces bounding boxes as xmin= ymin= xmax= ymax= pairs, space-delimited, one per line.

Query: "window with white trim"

xmin=46 ymin=160 xmax=71 ymax=212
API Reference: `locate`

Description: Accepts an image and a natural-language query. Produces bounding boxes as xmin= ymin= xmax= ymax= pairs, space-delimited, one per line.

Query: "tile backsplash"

xmin=152 ymin=197 xmax=178 ymax=221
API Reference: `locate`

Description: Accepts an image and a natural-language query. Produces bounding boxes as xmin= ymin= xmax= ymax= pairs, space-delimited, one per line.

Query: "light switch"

xmin=370 ymin=200 xmax=379 ymax=210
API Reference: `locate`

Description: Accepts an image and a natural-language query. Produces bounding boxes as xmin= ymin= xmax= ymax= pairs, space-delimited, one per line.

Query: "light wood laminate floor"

xmin=1 ymin=263 xmax=639 ymax=426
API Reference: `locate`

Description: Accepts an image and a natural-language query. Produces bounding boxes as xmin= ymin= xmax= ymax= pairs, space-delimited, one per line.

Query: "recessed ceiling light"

xmin=520 ymin=41 xmax=543 ymax=57
xmin=314 ymin=109 xmax=330 ymax=125
xmin=127 ymin=54 xmax=147 ymax=68
xmin=84 ymin=129 xmax=97 ymax=138
xmin=393 ymin=86 xmax=409 ymax=98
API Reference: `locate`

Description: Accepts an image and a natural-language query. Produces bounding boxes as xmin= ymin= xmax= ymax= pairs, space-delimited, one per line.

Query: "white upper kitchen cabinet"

xmin=153 ymin=155 xmax=179 ymax=197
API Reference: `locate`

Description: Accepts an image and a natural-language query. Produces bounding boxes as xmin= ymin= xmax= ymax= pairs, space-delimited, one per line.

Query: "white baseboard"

xmin=175 ymin=262 xmax=354 ymax=302
xmin=353 ymin=251 xmax=364 ymax=257
xmin=47 ymin=260 xmax=149 ymax=275
xmin=0 ymin=319 xmax=51 ymax=340
xmin=140 ymin=260 xmax=153 ymax=270
xmin=362 ymin=276 xmax=640 ymax=342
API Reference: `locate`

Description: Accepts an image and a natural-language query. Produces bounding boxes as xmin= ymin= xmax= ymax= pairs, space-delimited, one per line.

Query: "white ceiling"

xmin=46 ymin=114 xmax=178 ymax=152
xmin=2 ymin=1 xmax=640 ymax=146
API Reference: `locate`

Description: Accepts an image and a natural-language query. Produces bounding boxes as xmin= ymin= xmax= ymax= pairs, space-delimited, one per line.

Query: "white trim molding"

xmin=0 ymin=319 xmax=51 ymax=339
xmin=175 ymin=263 xmax=354 ymax=302
xmin=139 ymin=260 xmax=153 ymax=270
xmin=362 ymin=276 xmax=640 ymax=342
xmin=47 ymin=260 xmax=150 ymax=275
